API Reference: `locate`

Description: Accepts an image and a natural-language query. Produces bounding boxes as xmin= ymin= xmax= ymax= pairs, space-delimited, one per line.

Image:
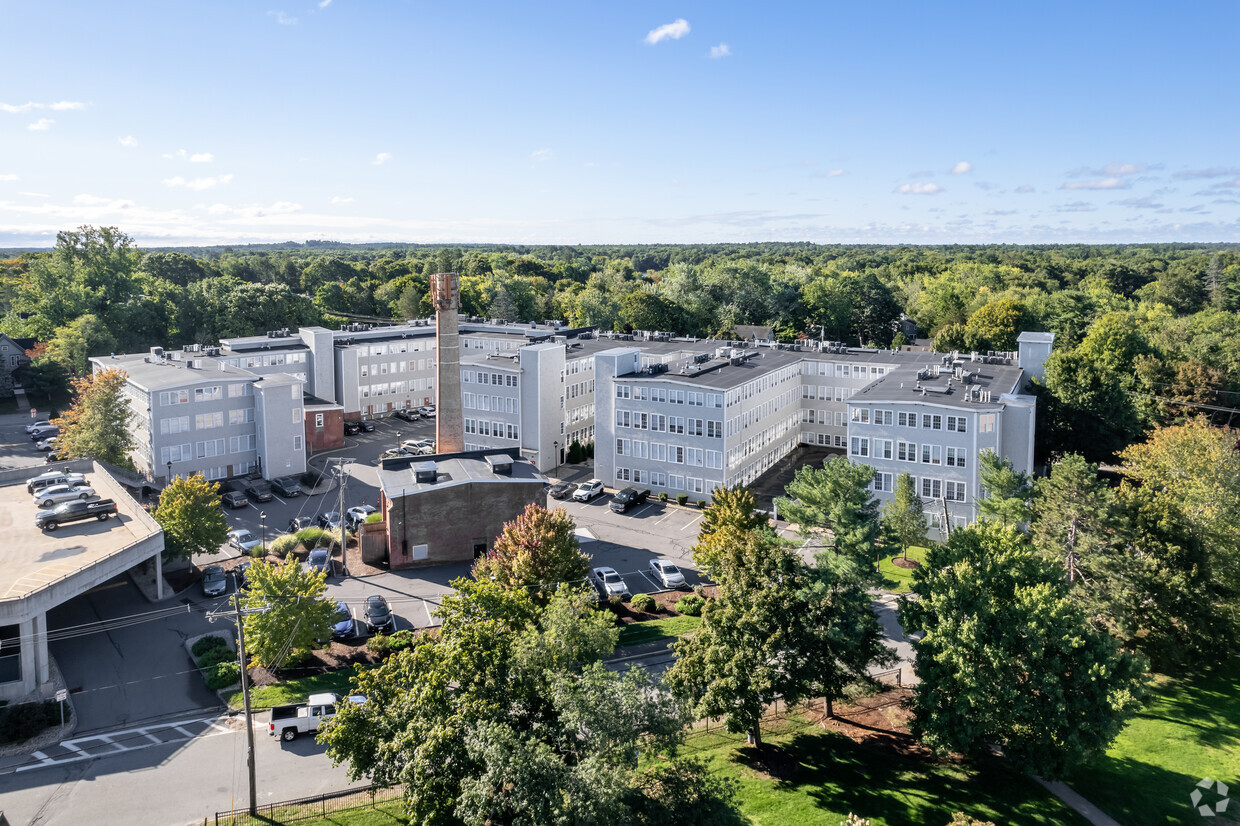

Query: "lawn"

xmin=224 ymin=666 xmax=369 ymax=710
xmin=877 ymin=545 xmax=929 ymax=594
xmin=616 ymin=614 xmax=701 ymax=647
xmin=1067 ymin=662 xmax=1240 ymax=826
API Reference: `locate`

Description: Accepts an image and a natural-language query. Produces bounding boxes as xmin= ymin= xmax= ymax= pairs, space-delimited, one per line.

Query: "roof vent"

xmin=485 ymin=454 xmax=513 ymax=476
xmin=411 ymin=461 xmax=438 ymax=484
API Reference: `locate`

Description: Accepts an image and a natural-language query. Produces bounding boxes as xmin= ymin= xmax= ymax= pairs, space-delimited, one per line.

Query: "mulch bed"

xmin=819 ymin=688 xmax=931 ymax=758
xmin=891 ymin=557 xmax=922 ymax=570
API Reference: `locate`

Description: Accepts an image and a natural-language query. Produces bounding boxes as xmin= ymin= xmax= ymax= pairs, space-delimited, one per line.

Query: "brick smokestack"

xmin=430 ymin=272 xmax=464 ymax=454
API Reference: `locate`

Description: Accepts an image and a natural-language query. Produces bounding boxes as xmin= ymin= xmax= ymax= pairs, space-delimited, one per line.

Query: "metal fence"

xmin=214 ymin=784 xmax=402 ymax=826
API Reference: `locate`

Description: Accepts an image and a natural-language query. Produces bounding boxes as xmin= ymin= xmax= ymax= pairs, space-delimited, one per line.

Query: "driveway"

xmin=0 ymin=413 xmax=57 ymax=472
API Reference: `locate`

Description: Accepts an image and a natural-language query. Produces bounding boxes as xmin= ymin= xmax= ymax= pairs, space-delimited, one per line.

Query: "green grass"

xmin=690 ymin=716 xmax=1090 ymax=826
xmin=616 ymin=614 xmax=701 ymax=647
xmin=1067 ymin=662 xmax=1240 ymax=826
xmin=877 ymin=545 xmax=930 ymax=594
xmin=225 ymin=666 xmax=371 ymax=710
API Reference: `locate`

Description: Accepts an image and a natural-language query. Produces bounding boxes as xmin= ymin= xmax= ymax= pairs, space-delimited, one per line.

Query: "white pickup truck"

xmin=267 ymin=692 xmax=364 ymax=742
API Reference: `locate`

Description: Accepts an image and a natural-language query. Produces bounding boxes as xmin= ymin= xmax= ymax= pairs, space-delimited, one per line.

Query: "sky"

xmin=1 ymin=1 xmax=1238 ymax=248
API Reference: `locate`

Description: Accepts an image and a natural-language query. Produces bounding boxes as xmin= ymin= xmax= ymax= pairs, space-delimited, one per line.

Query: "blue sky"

xmin=2 ymin=1 xmax=1238 ymax=247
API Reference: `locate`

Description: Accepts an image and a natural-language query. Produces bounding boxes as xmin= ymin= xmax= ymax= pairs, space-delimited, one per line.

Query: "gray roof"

xmin=850 ymin=361 xmax=1026 ymax=406
xmin=1017 ymin=331 xmax=1055 ymax=344
xmin=97 ymin=353 xmax=256 ymax=391
xmin=377 ymin=452 xmax=546 ymax=496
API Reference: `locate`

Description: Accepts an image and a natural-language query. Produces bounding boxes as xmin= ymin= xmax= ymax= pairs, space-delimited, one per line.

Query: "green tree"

xmin=153 ymin=473 xmax=229 ymax=561
xmin=963 ymin=298 xmax=1026 ymax=352
xmin=883 ymin=472 xmax=927 ymax=562
xmin=1031 ymin=454 xmax=1139 ymax=639
xmin=694 ymin=486 xmax=769 ymax=575
xmin=976 ymin=449 xmax=1033 ymax=526
xmin=1033 ymin=351 xmax=1142 ymax=463
xmin=241 ymin=558 xmax=337 ymax=668
xmin=472 ymin=503 xmax=591 ymax=596
xmin=138 ymin=250 xmax=215 ymax=288
xmin=54 ymin=367 xmax=136 ymax=467
xmin=901 ymin=521 xmax=1146 ymax=778
xmin=776 ymin=458 xmax=881 ymax=579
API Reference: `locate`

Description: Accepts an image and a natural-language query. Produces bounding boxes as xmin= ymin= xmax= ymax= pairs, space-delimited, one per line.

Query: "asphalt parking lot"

xmin=0 ymin=413 xmax=62 ymax=472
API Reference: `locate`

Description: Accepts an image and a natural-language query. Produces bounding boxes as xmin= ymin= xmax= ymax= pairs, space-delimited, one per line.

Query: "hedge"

xmin=192 ymin=635 xmax=229 ymax=658
xmin=675 ymin=594 xmax=706 ymax=616
xmin=631 ymin=593 xmax=656 ymax=613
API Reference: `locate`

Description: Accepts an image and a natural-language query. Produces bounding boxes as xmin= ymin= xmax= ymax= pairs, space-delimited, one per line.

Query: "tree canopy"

xmin=54 ymin=367 xmax=136 ymax=467
xmin=153 ymin=473 xmax=229 ymax=561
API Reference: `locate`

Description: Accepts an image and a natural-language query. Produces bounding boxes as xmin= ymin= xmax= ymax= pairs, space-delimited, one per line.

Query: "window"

xmin=315 ymin=413 xmax=324 ymax=428
xmin=898 ymin=411 xmax=917 ymax=428
xmin=197 ymin=439 xmax=225 ymax=459
xmin=873 ymin=472 xmax=893 ymax=492
xmin=650 ymin=471 xmax=667 ymax=487
xmin=670 ymin=445 xmax=685 ymax=464
xmin=617 ymin=439 xmax=629 ymax=456
xmin=945 ymin=481 xmax=966 ymax=502
xmin=921 ymin=477 xmax=942 ymax=499
xmin=946 ymin=447 xmax=967 ymax=468
xmin=688 ymin=418 xmax=704 ymax=436
xmin=160 ymin=416 xmax=190 ymax=435
xmin=921 ymin=444 xmax=942 ymax=465
xmin=616 ymin=385 xmax=631 ymax=399
xmin=850 ymin=437 xmax=869 ymax=457
xmin=617 ymin=467 xmax=631 ymax=482
xmin=292 ymin=407 xmax=302 ymax=423
xmin=464 ymin=392 xmax=474 ymax=408
xmin=651 ymin=442 xmax=667 ymax=462
xmin=228 ymin=408 xmax=254 ymax=426
xmin=706 ymin=450 xmax=723 ymax=469
xmin=979 ymin=414 xmax=996 ymax=433
xmin=875 ymin=410 xmax=893 ymax=426
xmin=195 ymin=386 xmax=222 ymax=402
xmin=897 ymin=441 xmax=917 ymax=462
xmin=687 ymin=477 xmax=705 ymax=494
xmin=195 ymin=411 xmax=223 ymax=430
xmin=921 ymin=414 xmax=942 ymax=430
xmin=229 ymin=434 xmax=257 ymax=453
xmin=294 ymin=435 xmax=303 ymax=451
xmin=160 ymin=443 xmax=192 ymax=463
xmin=669 ymin=474 xmax=684 ymax=490
xmin=875 ymin=439 xmax=893 ymax=460
xmin=686 ymin=448 xmax=704 ymax=467
xmin=615 ymin=410 xmax=630 ymax=428
xmin=850 ymin=408 xmax=871 ymax=423
xmin=707 ymin=420 xmax=723 ymax=438
xmin=947 ymin=415 xmax=968 ymax=433
xmin=228 ymin=384 xmax=251 ymax=398
xmin=688 ymin=391 xmax=704 ymax=406
xmin=160 ymin=390 xmax=189 ymax=406
xmin=669 ymin=417 xmax=685 ymax=434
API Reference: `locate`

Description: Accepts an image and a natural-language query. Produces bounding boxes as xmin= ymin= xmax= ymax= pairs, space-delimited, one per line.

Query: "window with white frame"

xmin=921 ymin=444 xmax=942 ymax=465
xmin=651 ymin=471 xmax=667 ymax=487
xmin=873 ymin=471 xmax=893 ymax=492
xmin=946 ymin=447 xmax=967 ymax=468
xmin=945 ymin=481 xmax=966 ymax=502
xmin=161 ymin=443 xmax=192 ymax=463
xmin=850 ymin=437 xmax=869 ymax=457
xmin=898 ymin=411 xmax=916 ymax=427
xmin=160 ymin=390 xmax=189 ymax=406
xmin=707 ymin=420 xmax=722 ymax=438
xmin=315 ymin=413 xmax=324 ymax=428
xmin=160 ymin=416 xmax=190 ymax=435
xmin=686 ymin=447 xmax=704 ymax=467
xmin=195 ymin=386 xmax=222 ymax=402
xmin=195 ymin=411 xmax=223 ymax=429
xmin=706 ymin=450 xmax=723 ymax=469
xmin=947 ymin=415 xmax=968 ymax=433
xmin=616 ymin=385 xmax=631 ymax=399
xmin=617 ymin=467 xmax=631 ymax=482
xmin=874 ymin=439 xmax=893 ymax=460
xmin=979 ymin=414 xmax=996 ymax=432
xmin=197 ymin=439 xmax=225 ymax=459
xmin=615 ymin=409 xmax=630 ymax=427
xmin=670 ymin=445 xmax=685 ymax=464
xmin=921 ymin=477 xmax=942 ymax=499
xmin=897 ymin=441 xmax=917 ymax=462
xmin=230 ymin=434 xmax=257 ymax=453
xmin=850 ymin=408 xmax=870 ymax=423
xmin=651 ymin=442 xmax=667 ymax=462
xmin=875 ymin=410 xmax=893 ymax=426
xmin=669 ymin=474 xmax=684 ymax=490
xmin=687 ymin=477 xmax=705 ymax=493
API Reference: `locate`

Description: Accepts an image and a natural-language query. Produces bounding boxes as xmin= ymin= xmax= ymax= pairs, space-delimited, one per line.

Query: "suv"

xmin=345 ymin=419 xmax=374 ymax=433
xmin=393 ymin=408 xmax=420 ymax=422
xmin=417 ymin=405 xmax=436 ymax=418
xmin=573 ymin=480 xmax=605 ymax=502
xmin=245 ymin=480 xmax=274 ymax=503
xmin=271 ymin=476 xmax=302 ymax=497
xmin=364 ymin=595 xmax=395 ymax=633
xmin=343 ymin=421 xmax=360 ymax=436
xmin=609 ymin=487 xmax=650 ymax=513
xmin=27 ymin=471 xmax=87 ymax=495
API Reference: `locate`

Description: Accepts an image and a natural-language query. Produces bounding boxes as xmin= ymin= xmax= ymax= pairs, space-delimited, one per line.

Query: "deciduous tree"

xmin=54 ymin=367 xmax=136 ymax=467
xmin=241 ymin=558 xmax=337 ymax=668
xmin=472 ymin=502 xmax=591 ymax=596
xmin=153 ymin=473 xmax=229 ymax=561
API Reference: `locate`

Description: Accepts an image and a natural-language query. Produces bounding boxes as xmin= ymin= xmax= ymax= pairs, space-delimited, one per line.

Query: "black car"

xmin=271 ymin=476 xmax=301 ymax=497
xmin=245 ymin=480 xmax=274 ymax=502
xmin=343 ymin=421 xmax=360 ymax=436
xmin=317 ymin=511 xmax=343 ymax=530
xmin=393 ymin=409 xmax=421 ymax=422
xmin=234 ymin=561 xmax=252 ymax=589
xmin=345 ymin=419 xmax=374 ymax=433
xmin=547 ymin=481 xmax=574 ymax=500
xmin=364 ymin=595 xmax=395 ymax=633
xmin=358 ymin=420 xmax=375 ymax=432
xmin=221 ymin=490 xmax=249 ymax=509
xmin=287 ymin=515 xmax=315 ymax=532
xmin=609 ymin=487 xmax=651 ymax=513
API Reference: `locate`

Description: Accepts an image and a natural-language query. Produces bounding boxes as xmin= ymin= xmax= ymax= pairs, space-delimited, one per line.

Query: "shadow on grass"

xmin=1069 ymin=755 xmax=1204 ymax=826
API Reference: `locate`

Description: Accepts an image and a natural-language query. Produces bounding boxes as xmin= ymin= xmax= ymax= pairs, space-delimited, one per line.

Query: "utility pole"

xmin=207 ymin=575 xmax=264 ymax=816
xmin=335 ymin=458 xmax=354 ymax=575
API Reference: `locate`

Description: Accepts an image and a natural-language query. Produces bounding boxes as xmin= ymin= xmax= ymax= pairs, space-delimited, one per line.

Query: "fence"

xmin=214 ymin=784 xmax=402 ymax=826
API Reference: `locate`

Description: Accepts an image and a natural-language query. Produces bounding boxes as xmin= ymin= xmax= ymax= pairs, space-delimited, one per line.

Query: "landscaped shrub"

xmin=367 ymin=634 xmax=392 ymax=657
xmin=249 ymin=545 xmax=266 ymax=558
xmin=295 ymin=527 xmax=328 ymax=549
xmin=364 ymin=513 xmax=383 ymax=524
xmin=608 ymin=595 xmax=623 ymax=609
xmin=192 ymin=635 xmax=228 ymax=658
xmin=658 ymin=491 xmax=668 ymax=503
xmin=197 ymin=647 xmax=234 ymax=671
xmin=631 ymin=593 xmax=656 ymax=613
xmin=675 ymin=594 xmax=706 ymax=616
xmin=269 ymin=534 xmax=300 ymax=559
xmin=388 ymin=630 xmax=417 ymax=652
xmin=317 ymin=527 xmax=345 ymax=548
xmin=205 ymin=661 xmax=240 ymax=691
xmin=0 ymin=700 xmax=69 ymax=744
xmin=676 ymin=493 xmax=689 ymax=506
xmin=585 ymin=442 xmax=594 ymax=459
xmin=697 ymin=499 xmax=707 ymax=509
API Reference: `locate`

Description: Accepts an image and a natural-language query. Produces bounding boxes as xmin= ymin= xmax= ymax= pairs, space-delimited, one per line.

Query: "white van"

xmin=27 ymin=471 xmax=87 ymax=494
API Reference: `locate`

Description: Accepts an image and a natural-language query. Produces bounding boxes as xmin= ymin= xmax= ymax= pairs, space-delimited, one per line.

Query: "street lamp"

xmin=553 ymin=440 xmax=559 ymax=477
xmin=166 ymin=460 xmax=173 ymax=483
xmin=259 ymin=511 xmax=267 ymax=555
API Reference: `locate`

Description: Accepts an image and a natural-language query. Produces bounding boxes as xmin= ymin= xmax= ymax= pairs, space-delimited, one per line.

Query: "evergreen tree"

xmin=976 ymin=449 xmax=1032 ymax=526
xmin=776 ymin=458 xmax=881 ymax=580
xmin=883 ymin=471 xmax=927 ymax=563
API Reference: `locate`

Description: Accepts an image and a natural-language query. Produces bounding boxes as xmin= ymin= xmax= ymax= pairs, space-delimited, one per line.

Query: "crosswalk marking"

xmin=13 ymin=715 xmax=241 ymax=774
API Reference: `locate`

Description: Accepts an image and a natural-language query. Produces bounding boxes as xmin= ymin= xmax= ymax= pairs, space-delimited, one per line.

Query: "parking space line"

xmin=632 ymin=504 xmax=655 ymax=518
xmin=679 ymin=513 xmax=704 ymax=532
xmin=637 ymin=571 xmax=664 ymax=593
xmin=653 ymin=510 xmax=678 ymax=525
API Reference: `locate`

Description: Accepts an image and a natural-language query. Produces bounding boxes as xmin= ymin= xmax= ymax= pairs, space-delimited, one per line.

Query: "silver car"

xmin=227 ymin=529 xmax=262 ymax=553
xmin=648 ymin=559 xmax=687 ymax=589
xmin=32 ymin=484 xmax=95 ymax=509
xmin=590 ymin=566 xmax=630 ymax=599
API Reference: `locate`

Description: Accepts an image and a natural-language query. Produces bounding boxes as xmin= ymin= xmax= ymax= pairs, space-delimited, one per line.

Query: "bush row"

xmin=0 ymin=699 xmax=69 ymax=744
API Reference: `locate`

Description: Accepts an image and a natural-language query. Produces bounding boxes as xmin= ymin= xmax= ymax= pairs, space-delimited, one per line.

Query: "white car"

xmin=25 ymin=420 xmax=52 ymax=434
xmin=648 ymin=559 xmax=687 ymax=589
xmin=400 ymin=439 xmax=435 ymax=455
xmin=227 ymin=529 xmax=262 ymax=553
xmin=35 ymin=437 xmax=60 ymax=451
xmin=417 ymin=405 xmax=436 ymax=418
xmin=346 ymin=505 xmax=378 ymax=528
xmin=591 ymin=566 xmax=630 ymax=599
xmin=573 ymin=479 xmax=605 ymax=502
xmin=32 ymin=484 xmax=95 ymax=508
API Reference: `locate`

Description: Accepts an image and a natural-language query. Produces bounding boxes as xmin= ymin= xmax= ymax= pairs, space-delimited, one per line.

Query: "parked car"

xmin=363 ymin=595 xmax=395 ymax=633
xmin=379 ymin=447 xmax=414 ymax=461
xmin=306 ymin=548 xmax=331 ymax=576
xmin=202 ymin=564 xmax=227 ymax=597
xmin=221 ymin=490 xmax=249 ymax=509
xmin=343 ymin=421 xmax=360 ymax=436
xmin=331 ymin=601 xmax=355 ymax=641
xmin=44 ymin=451 xmax=65 ymax=463
xmin=344 ymin=419 xmax=375 ymax=433
xmin=316 ymin=511 xmax=343 ymax=530
xmin=35 ymin=499 xmax=116 ymax=531
xmin=268 ymin=693 xmax=364 ymax=742
xmin=245 ymin=480 xmax=274 ymax=503
xmin=27 ymin=471 xmax=86 ymax=495
xmin=400 ymin=439 xmax=435 ymax=455
xmin=573 ymin=479 xmax=605 ymax=502
xmin=30 ymin=425 xmax=59 ymax=442
xmin=547 ymin=481 xmax=575 ymax=500
xmin=417 ymin=405 xmax=436 ymax=418
xmin=271 ymin=476 xmax=302 ymax=497
xmin=393 ymin=408 xmax=421 ymax=422
xmin=25 ymin=419 xmax=52 ymax=434
xmin=234 ymin=561 xmax=252 ymax=589
xmin=227 ymin=529 xmax=261 ymax=553
xmin=35 ymin=437 xmax=60 ymax=452
xmin=346 ymin=505 xmax=377 ymax=529
xmin=287 ymin=515 xmax=315 ymax=532
xmin=590 ymin=566 xmax=630 ymax=599
xmin=357 ymin=420 xmax=375 ymax=432
xmin=648 ymin=559 xmax=687 ymax=589
xmin=33 ymin=484 xmax=95 ymax=509
xmin=609 ymin=486 xmax=651 ymax=513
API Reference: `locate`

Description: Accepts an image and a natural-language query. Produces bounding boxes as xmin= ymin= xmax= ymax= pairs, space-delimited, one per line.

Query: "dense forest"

xmin=3 ymin=227 xmax=1238 ymax=466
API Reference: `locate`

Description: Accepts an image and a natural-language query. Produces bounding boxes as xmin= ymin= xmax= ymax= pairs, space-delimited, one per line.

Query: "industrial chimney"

xmin=430 ymin=272 xmax=464 ymax=453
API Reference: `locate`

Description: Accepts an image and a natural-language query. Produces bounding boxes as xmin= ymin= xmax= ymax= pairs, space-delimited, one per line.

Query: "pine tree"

xmin=976 ymin=449 xmax=1032 ymax=526
xmin=883 ymin=472 xmax=927 ymax=563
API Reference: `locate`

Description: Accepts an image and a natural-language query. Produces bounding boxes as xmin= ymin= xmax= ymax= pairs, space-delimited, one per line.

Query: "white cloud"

xmin=163 ymin=173 xmax=234 ymax=191
xmin=268 ymin=10 xmax=297 ymax=25
xmin=1057 ymin=201 xmax=1097 ymax=212
xmin=646 ymin=19 xmax=690 ymax=45
xmin=950 ymin=161 xmax=972 ymax=175
xmin=204 ymin=201 xmax=301 ymax=219
xmin=0 ymin=100 xmax=84 ymax=114
xmin=1015 ymin=185 xmax=1035 ymax=193
xmin=1173 ymin=167 xmax=1240 ymax=180
xmin=529 ymin=148 xmax=553 ymax=163
xmin=190 ymin=153 xmax=214 ymax=163
xmin=331 ymin=196 xmax=354 ymax=205
xmin=17 ymin=192 xmax=48 ymax=198
xmin=164 ymin=149 xmax=186 ymax=159
xmin=72 ymin=194 xmax=136 ymax=210
xmin=372 ymin=152 xmax=392 ymax=165
xmin=318 ymin=0 xmax=332 ymax=6
xmin=27 ymin=119 xmax=54 ymax=131
xmin=896 ymin=182 xmax=942 ymax=195
xmin=1099 ymin=162 xmax=1150 ymax=176
xmin=710 ymin=43 xmax=731 ymax=58
xmin=986 ymin=209 xmax=1018 ymax=216
xmin=118 ymin=135 xmax=138 ymax=148
xmin=0 ymin=174 xmax=16 ymax=182
xmin=1061 ymin=178 xmax=1129 ymax=190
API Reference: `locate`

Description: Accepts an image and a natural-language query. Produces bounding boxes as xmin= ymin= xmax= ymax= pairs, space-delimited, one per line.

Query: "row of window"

xmin=615 ymin=410 xmax=723 ymax=437
xmin=464 ymin=393 xmax=519 ymax=413
xmin=362 ymin=379 xmax=432 ymax=397
xmin=159 ymin=382 xmax=298 ymax=406
xmin=725 ymin=364 xmax=800 ymax=407
xmin=615 ymin=468 xmax=707 ymax=494
xmin=726 ymin=389 xmax=798 ymax=437
xmin=802 ymin=410 xmax=847 ymax=426
xmin=615 ymin=439 xmax=724 ymax=468
xmin=364 ymin=341 xmax=430 ymax=356
xmin=869 ymin=472 xmax=967 ymax=503
xmin=462 ymin=370 xmax=519 ymax=387
xmin=802 ymin=385 xmax=856 ymax=402
xmin=850 ymin=438 xmax=968 ymax=468
xmin=615 ymin=385 xmax=724 ymax=407
xmin=223 ymin=352 xmax=307 ymax=369
xmin=464 ymin=420 xmax=520 ymax=440
xmin=801 ymin=362 xmax=888 ymax=380
xmin=360 ymin=360 xmax=433 ymax=378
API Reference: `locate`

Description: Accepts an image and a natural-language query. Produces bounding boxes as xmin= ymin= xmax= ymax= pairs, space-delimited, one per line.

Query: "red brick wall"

xmin=306 ymin=408 xmax=344 ymax=451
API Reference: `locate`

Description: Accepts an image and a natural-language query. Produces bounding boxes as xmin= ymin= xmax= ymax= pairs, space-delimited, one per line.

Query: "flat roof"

xmin=851 ymin=361 xmax=1026 ymax=405
xmin=377 ymin=451 xmax=546 ymax=497
xmin=0 ymin=463 xmax=163 ymax=604
xmin=97 ymin=353 xmax=256 ymax=391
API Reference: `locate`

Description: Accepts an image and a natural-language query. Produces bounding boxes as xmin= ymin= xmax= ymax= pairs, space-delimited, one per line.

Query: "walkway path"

xmin=1034 ymin=778 xmax=1124 ymax=826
